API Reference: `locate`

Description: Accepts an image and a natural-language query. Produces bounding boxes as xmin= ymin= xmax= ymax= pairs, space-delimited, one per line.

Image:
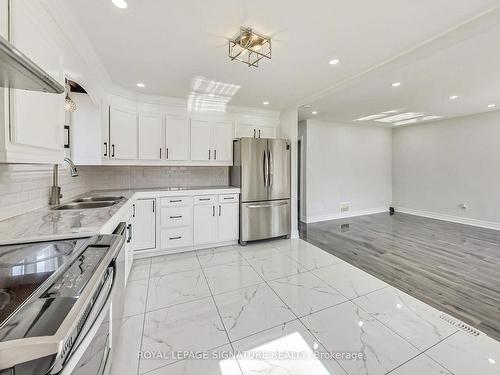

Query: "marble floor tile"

xmin=203 ymin=260 xmax=264 ymax=295
xmin=214 ymin=284 xmax=296 ymax=342
xmin=143 ymin=345 xmax=241 ymax=375
xmin=129 ymin=259 xmax=151 ymax=282
xmin=146 ymin=269 xmax=211 ymax=312
xmin=269 ymin=272 xmax=347 ymax=317
xmin=238 ymin=245 xmax=284 ymax=261
xmin=389 ymin=354 xmax=452 ymax=375
xmin=301 ymin=301 xmax=419 ymax=375
xmin=198 ymin=248 xmax=246 ymax=269
xmin=247 ymin=252 xmax=306 ymax=281
xmin=149 ymin=251 xmax=200 ymax=278
xmin=140 ymin=297 xmax=229 ymax=374
xmin=352 ymin=287 xmax=457 ymax=350
xmin=110 ymin=314 xmax=144 ymax=375
xmin=426 ymin=331 xmax=500 ymax=375
xmin=277 ymin=240 xmax=344 ymax=271
xmin=232 ymin=319 xmax=347 ymax=375
xmin=123 ymin=278 xmax=148 ymax=317
xmin=312 ymin=262 xmax=388 ymax=299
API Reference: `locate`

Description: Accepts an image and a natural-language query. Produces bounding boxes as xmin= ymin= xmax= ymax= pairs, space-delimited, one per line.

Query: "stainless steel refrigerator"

xmin=231 ymin=138 xmax=291 ymax=245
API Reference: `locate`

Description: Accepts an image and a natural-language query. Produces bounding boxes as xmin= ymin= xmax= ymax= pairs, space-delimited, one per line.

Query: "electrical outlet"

xmin=340 ymin=202 xmax=350 ymax=213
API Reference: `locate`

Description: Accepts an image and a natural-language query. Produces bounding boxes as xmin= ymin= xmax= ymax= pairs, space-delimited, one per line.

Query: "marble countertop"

xmin=0 ymin=186 xmax=240 ymax=245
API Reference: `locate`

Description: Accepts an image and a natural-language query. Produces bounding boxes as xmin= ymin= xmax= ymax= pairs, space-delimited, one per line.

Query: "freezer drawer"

xmin=240 ymin=199 xmax=290 ymax=243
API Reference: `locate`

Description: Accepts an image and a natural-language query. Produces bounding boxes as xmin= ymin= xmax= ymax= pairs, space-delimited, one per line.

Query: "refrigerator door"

xmin=240 ymin=199 xmax=290 ymax=242
xmin=240 ymin=138 xmax=269 ymax=202
xmin=268 ymin=139 xmax=291 ymax=200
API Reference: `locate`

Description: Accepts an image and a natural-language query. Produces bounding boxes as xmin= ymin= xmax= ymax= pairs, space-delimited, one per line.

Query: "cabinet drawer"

xmin=161 ymin=227 xmax=193 ymax=249
xmin=161 ymin=206 xmax=192 ymax=228
xmin=194 ymin=195 xmax=216 ymax=204
xmin=161 ymin=196 xmax=192 ymax=207
xmin=218 ymin=194 xmax=239 ymax=203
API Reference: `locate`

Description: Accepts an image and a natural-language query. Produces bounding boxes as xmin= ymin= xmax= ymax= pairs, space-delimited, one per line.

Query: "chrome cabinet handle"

xmin=169 ymin=236 xmax=182 ymax=240
xmin=111 ymin=144 xmax=115 ymax=158
xmin=126 ymin=224 xmax=132 ymax=243
xmin=212 ymin=205 xmax=215 ymax=216
xmin=253 ymin=129 xmax=256 ymax=138
xmin=170 ymin=199 xmax=182 ymax=203
xmin=103 ymin=142 xmax=108 ymax=157
xmin=223 ymin=197 xmax=234 ymax=200
xmin=166 ymin=148 xmax=169 ymax=159
xmin=133 ymin=203 xmax=136 ymax=217
xmin=170 ymin=215 xmax=182 ymax=219
xmin=218 ymin=205 xmax=221 ymax=216
xmin=208 ymin=150 xmax=211 ymax=160
xmin=160 ymin=148 xmax=162 ymax=159
xmin=258 ymin=129 xmax=261 ymax=138
xmin=214 ymin=149 xmax=217 ymax=160
xmin=152 ymin=200 xmax=156 ymax=213
xmin=199 ymin=198 xmax=211 ymax=201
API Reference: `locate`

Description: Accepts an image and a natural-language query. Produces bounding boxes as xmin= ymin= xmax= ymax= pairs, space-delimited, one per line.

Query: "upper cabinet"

xmin=165 ymin=115 xmax=189 ymax=161
xmin=0 ymin=0 xmax=65 ymax=164
xmin=235 ymin=120 xmax=277 ymax=139
xmin=190 ymin=118 xmax=233 ymax=164
xmin=109 ymin=107 xmax=138 ymax=160
xmin=138 ymin=113 xmax=162 ymax=160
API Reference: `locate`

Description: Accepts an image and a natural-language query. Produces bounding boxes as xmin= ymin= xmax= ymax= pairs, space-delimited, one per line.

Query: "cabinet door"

xmin=190 ymin=119 xmax=212 ymax=161
xmin=8 ymin=0 xmax=65 ymax=158
xmin=131 ymin=199 xmax=156 ymax=251
xmin=194 ymin=204 xmax=218 ymax=244
xmin=138 ymin=113 xmax=162 ymax=160
xmin=217 ymin=203 xmax=239 ymax=242
xmin=109 ymin=107 xmax=138 ymax=160
xmin=213 ymin=120 xmax=233 ymax=162
xmin=258 ymin=126 xmax=277 ymax=139
xmin=236 ymin=123 xmax=257 ymax=138
xmin=165 ymin=115 xmax=188 ymax=161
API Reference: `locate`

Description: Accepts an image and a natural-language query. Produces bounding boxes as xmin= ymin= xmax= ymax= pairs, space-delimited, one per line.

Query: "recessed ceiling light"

xmin=329 ymin=59 xmax=340 ymax=65
xmin=312 ymin=111 xmax=318 ymax=115
xmin=392 ymin=82 xmax=401 ymax=87
xmin=449 ymin=95 xmax=459 ymax=100
xmin=137 ymin=82 xmax=145 ymax=88
xmin=112 ymin=0 xmax=128 ymax=9
xmin=263 ymin=101 xmax=269 ymax=105
xmin=488 ymin=104 xmax=496 ymax=108
xmin=302 ymin=104 xmax=312 ymax=109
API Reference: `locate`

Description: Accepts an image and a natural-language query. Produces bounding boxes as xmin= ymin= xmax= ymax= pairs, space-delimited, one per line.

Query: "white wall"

xmin=393 ymin=110 xmax=500 ymax=226
xmin=303 ymin=120 xmax=392 ymax=223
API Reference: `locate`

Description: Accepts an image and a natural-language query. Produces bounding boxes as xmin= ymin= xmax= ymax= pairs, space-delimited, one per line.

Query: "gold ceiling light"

xmin=229 ymin=27 xmax=271 ymax=68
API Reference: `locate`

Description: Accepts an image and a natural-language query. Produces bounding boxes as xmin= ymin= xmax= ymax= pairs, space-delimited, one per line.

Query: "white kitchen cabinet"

xmin=109 ymin=107 xmax=138 ymax=160
xmin=194 ymin=201 xmax=218 ymax=244
xmin=190 ymin=119 xmax=233 ymax=163
xmin=138 ymin=113 xmax=162 ymax=160
xmin=190 ymin=119 xmax=212 ymax=161
xmin=236 ymin=122 xmax=277 ymax=139
xmin=217 ymin=203 xmax=239 ymax=241
xmin=0 ymin=0 xmax=65 ymax=164
xmin=165 ymin=115 xmax=188 ymax=161
xmin=131 ymin=199 xmax=156 ymax=251
xmin=213 ymin=120 xmax=233 ymax=162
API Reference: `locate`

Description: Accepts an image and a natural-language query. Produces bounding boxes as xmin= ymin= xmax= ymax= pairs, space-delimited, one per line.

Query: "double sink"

xmin=53 ymin=196 xmax=124 ymax=210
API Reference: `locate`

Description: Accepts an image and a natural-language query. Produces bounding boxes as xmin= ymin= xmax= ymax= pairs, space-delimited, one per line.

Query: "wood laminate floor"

xmin=299 ymin=212 xmax=500 ymax=341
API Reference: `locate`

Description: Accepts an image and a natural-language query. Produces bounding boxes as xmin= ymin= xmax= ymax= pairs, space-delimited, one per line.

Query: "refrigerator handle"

xmin=263 ymin=150 xmax=268 ymax=187
xmin=268 ymin=150 xmax=273 ymax=187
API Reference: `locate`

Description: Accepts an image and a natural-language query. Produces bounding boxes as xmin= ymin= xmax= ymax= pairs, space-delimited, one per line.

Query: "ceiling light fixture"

xmin=488 ymin=104 xmax=496 ymax=108
xmin=392 ymin=82 xmax=401 ymax=87
xmin=329 ymin=59 xmax=340 ymax=65
xmin=449 ymin=95 xmax=459 ymax=100
xmin=263 ymin=101 xmax=269 ymax=105
xmin=112 ymin=0 xmax=128 ymax=9
xmin=312 ymin=111 xmax=318 ymax=115
xmin=229 ymin=27 xmax=271 ymax=68
xmin=137 ymin=82 xmax=145 ymax=88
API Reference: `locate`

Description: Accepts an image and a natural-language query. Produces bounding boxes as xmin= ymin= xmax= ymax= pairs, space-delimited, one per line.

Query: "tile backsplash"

xmin=0 ymin=165 xmax=229 ymax=221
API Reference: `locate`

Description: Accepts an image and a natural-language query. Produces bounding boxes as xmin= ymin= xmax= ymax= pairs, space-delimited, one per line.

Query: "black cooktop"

xmin=0 ymin=238 xmax=88 ymax=327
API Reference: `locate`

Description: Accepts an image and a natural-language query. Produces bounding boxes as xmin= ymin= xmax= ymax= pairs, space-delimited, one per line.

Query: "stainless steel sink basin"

xmin=73 ymin=196 xmax=123 ymax=203
xmin=53 ymin=201 xmax=117 ymax=210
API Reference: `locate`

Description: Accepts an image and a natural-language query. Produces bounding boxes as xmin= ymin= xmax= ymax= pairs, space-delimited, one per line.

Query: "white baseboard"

xmin=395 ymin=207 xmax=500 ymax=231
xmin=305 ymin=207 xmax=389 ymax=224
xmin=291 ymin=229 xmax=299 ymax=239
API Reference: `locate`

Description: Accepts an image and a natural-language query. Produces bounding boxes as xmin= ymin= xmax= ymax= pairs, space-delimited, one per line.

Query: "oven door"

xmin=59 ymin=267 xmax=114 ymax=375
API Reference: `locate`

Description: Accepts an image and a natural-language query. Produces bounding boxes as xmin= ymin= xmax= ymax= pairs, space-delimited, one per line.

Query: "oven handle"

xmin=59 ymin=266 xmax=115 ymax=375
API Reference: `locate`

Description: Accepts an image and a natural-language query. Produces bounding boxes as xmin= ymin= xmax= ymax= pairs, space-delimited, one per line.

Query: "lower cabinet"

xmin=131 ymin=199 xmax=156 ymax=251
xmin=194 ymin=200 xmax=218 ymax=244
xmin=160 ymin=197 xmax=194 ymax=249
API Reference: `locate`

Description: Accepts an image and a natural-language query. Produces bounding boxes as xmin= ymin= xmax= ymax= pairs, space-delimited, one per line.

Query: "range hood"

xmin=0 ymin=34 xmax=64 ymax=94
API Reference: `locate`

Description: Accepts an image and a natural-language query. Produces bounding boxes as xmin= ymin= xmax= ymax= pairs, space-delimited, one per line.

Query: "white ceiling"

xmin=66 ymin=0 xmax=500 ymax=124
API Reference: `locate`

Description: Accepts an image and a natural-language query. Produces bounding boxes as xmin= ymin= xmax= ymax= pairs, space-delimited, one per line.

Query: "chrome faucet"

xmin=49 ymin=158 xmax=79 ymax=205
